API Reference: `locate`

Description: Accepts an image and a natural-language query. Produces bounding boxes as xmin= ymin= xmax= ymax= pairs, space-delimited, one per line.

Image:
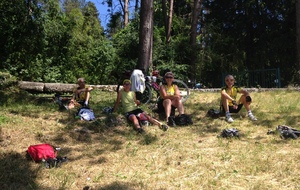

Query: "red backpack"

xmin=27 ymin=143 xmax=57 ymax=162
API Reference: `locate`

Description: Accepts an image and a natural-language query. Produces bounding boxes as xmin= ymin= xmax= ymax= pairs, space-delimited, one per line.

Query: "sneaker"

xmin=226 ymin=116 xmax=234 ymax=123
xmin=248 ymin=114 xmax=257 ymax=121
xmin=161 ymin=124 xmax=168 ymax=131
xmin=137 ymin=128 xmax=144 ymax=134
xmin=167 ymin=116 xmax=176 ymax=127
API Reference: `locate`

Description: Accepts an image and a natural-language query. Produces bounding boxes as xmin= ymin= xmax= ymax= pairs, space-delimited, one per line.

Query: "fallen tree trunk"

xmin=18 ymin=81 xmax=118 ymax=93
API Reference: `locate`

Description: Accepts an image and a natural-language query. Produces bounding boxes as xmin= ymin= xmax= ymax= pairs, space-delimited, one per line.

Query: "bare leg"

xmin=129 ymin=115 xmax=141 ymax=130
xmin=163 ymin=99 xmax=172 ymax=121
xmin=144 ymin=113 xmax=168 ymax=131
xmin=171 ymin=98 xmax=184 ymax=115
xmin=221 ymin=94 xmax=230 ymax=112
xmin=238 ymin=95 xmax=252 ymax=112
xmin=85 ymin=92 xmax=91 ymax=104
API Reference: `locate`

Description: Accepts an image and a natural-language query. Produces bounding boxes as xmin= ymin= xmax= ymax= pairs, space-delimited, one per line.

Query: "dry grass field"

xmin=1 ymin=86 xmax=300 ymax=190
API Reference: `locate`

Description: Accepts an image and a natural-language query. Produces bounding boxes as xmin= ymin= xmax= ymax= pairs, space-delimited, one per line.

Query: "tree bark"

xmin=189 ymin=0 xmax=202 ymax=81
xmin=124 ymin=0 xmax=129 ymax=27
xmin=297 ymin=0 xmax=300 ymax=83
xmin=190 ymin=0 xmax=201 ymax=46
xmin=138 ymin=0 xmax=154 ymax=72
xmin=162 ymin=0 xmax=173 ymax=43
xmin=18 ymin=81 xmax=118 ymax=93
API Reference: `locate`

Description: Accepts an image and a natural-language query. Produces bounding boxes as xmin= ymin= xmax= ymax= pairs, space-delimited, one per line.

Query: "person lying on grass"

xmin=112 ymin=79 xmax=168 ymax=134
xmin=221 ymin=75 xmax=257 ymax=123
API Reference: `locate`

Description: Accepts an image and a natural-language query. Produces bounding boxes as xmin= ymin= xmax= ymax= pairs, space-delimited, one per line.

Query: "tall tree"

xmin=138 ymin=0 xmax=153 ymax=71
xmin=123 ymin=0 xmax=129 ymax=26
xmin=189 ymin=0 xmax=202 ymax=81
xmin=297 ymin=0 xmax=300 ymax=83
xmin=162 ymin=0 xmax=174 ymax=43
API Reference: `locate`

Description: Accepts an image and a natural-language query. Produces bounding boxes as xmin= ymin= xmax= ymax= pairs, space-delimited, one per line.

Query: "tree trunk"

xmin=297 ymin=0 xmax=300 ymax=83
xmin=189 ymin=0 xmax=202 ymax=81
xmin=162 ymin=0 xmax=173 ymax=43
xmin=124 ymin=0 xmax=129 ymax=27
xmin=166 ymin=0 xmax=174 ymax=43
xmin=190 ymin=0 xmax=201 ymax=46
xmin=138 ymin=0 xmax=154 ymax=72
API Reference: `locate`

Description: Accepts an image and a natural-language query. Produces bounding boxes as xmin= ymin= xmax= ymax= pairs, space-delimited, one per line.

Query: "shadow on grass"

xmin=0 ymin=151 xmax=39 ymax=189
xmin=85 ymin=181 xmax=142 ymax=190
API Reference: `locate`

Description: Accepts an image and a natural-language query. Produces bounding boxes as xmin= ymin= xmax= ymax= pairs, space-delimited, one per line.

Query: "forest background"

xmin=0 ymin=0 xmax=299 ymax=88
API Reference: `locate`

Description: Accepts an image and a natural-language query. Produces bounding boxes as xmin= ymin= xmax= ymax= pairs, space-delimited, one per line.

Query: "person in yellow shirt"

xmin=69 ymin=78 xmax=93 ymax=108
xmin=158 ymin=72 xmax=185 ymax=126
xmin=221 ymin=75 xmax=257 ymax=123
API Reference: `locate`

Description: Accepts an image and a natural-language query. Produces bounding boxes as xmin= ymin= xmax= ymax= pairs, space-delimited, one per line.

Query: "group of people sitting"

xmin=68 ymin=72 xmax=257 ymax=134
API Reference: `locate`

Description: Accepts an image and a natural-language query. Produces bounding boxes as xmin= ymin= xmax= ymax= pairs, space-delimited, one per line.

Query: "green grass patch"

xmin=1 ymin=88 xmax=300 ymax=189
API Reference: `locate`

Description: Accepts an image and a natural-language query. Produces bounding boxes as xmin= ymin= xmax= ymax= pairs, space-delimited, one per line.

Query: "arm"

xmin=221 ymin=89 xmax=235 ymax=102
xmin=133 ymin=93 xmax=141 ymax=106
xmin=239 ymin=88 xmax=252 ymax=102
xmin=174 ymin=85 xmax=181 ymax=97
xmin=112 ymin=90 xmax=122 ymax=112
xmin=74 ymin=86 xmax=93 ymax=95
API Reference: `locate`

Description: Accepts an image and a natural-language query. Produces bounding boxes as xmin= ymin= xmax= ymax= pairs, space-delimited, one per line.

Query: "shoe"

xmin=226 ymin=116 xmax=234 ymax=123
xmin=161 ymin=124 xmax=168 ymax=131
xmin=249 ymin=114 xmax=257 ymax=121
xmin=137 ymin=128 xmax=144 ymax=134
xmin=167 ymin=117 xmax=176 ymax=127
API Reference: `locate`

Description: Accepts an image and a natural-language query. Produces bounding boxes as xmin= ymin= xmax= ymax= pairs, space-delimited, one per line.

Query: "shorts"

xmin=125 ymin=108 xmax=144 ymax=121
xmin=221 ymin=104 xmax=243 ymax=113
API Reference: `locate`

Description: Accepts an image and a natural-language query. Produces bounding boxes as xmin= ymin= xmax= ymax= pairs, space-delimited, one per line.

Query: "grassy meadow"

xmin=1 ymin=86 xmax=300 ymax=190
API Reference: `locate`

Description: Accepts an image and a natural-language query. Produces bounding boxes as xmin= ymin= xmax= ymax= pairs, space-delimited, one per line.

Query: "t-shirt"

xmin=221 ymin=85 xmax=241 ymax=106
xmin=160 ymin=84 xmax=176 ymax=98
xmin=130 ymin=69 xmax=145 ymax=93
xmin=74 ymin=86 xmax=90 ymax=102
xmin=121 ymin=89 xmax=138 ymax=113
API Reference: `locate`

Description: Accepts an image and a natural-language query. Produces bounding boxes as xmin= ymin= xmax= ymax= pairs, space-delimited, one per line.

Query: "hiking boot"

xmin=161 ymin=124 xmax=168 ymax=131
xmin=225 ymin=116 xmax=234 ymax=123
xmin=248 ymin=114 xmax=257 ymax=121
xmin=137 ymin=128 xmax=144 ymax=134
xmin=167 ymin=116 xmax=176 ymax=127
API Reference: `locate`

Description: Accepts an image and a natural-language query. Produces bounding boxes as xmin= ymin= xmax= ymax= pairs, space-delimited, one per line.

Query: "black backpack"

xmin=277 ymin=125 xmax=300 ymax=139
xmin=207 ymin=109 xmax=221 ymax=119
xmin=174 ymin=114 xmax=193 ymax=126
xmin=219 ymin=128 xmax=239 ymax=138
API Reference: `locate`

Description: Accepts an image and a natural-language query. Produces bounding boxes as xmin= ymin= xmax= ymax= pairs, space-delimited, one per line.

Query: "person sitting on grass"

xmin=221 ymin=75 xmax=257 ymax=123
xmin=69 ymin=78 xmax=93 ymax=109
xmin=112 ymin=79 xmax=168 ymax=134
xmin=158 ymin=72 xmax=185 ymax=127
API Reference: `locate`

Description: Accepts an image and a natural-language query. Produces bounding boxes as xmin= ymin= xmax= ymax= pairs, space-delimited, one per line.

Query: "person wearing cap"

xmin=159 ymin=72 xmax=185 ymax=126
xmin=112 ymin=79 xmax=168 ymax=133
xmin=69 ymin=78 xmax=93 ymax=108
